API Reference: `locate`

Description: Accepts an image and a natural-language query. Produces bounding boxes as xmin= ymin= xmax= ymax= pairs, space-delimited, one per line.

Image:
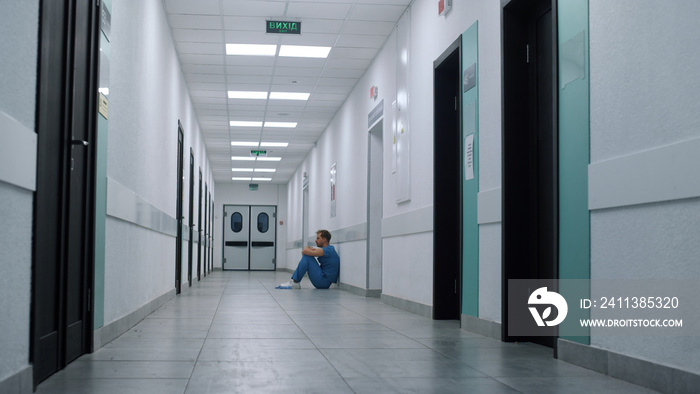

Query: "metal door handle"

xmin=71 ymin=140 xmax=89 ymax=146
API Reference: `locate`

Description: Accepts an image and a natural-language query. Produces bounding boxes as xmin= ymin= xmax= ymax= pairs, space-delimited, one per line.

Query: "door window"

xmin=231 ymin=212 xmax=243 ymax=232
xmin=257 ymin=212 xmax=269 ymax=233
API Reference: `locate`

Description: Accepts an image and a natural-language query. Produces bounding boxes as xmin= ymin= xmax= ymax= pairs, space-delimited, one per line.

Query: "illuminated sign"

xmin=266 ymin=21 xmax=301 ymax=35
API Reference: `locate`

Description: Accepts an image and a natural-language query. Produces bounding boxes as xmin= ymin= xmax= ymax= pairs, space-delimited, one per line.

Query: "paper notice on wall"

xmin=465 ymin=134 xmax=474 ymax=181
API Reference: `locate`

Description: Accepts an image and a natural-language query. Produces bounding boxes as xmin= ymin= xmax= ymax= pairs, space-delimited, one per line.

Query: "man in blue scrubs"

xmin=277 ymin=229 xmax=339 ymax=289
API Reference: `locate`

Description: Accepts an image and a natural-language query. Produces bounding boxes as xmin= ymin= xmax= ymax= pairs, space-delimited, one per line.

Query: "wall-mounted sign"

xmin=463 ymin=63 xmax=476 ymax=92
xmin=266 ymin=20 xmax=301 ymax=35
xmin=330 ymin=163 xmax=337 ymax=218
xmin=368 ymin=99 xmax=384 ymax=128
xmin=438 ymin=0 xmax=452 ymax=16
xmin=370 ymin=85 xmax=379 ymax=100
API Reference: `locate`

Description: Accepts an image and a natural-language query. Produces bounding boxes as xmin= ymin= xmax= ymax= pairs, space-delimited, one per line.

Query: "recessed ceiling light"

xmin=231 ymin=156 xmax=256 ymax=161
xmin=257 ymin=157 xmax=282 ymax=161
xmin=279 ymin=45 xmax=331 ymax=58
xmin=270 ymin=92 xmax=310 ymax=100
xmin=232 ymin=177 xmax=252 ymax=181
xmin=263 ymin=122 xmax=297 ymax=128
xmin=254 ymin=168 xmax=276 ymax=173
xmin=252 ymin=177 xmax=272 ymax=182
xmin=230 ymin=121 xmax=263 ymax=127
xmin=228 ymin=91 xmax=268 ymax=99
xmin=232 ymin=168 xmax=254 ymax=172
xmin=226 ymin=44 xmax=277 ymax=56
xmin=230 ymin=141 xmax=260 ymax=146
xmin=260 ymin=142 xmax=289 ymax=147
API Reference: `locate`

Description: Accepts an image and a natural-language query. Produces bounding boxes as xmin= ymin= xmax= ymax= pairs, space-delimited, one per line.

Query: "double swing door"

xmin=223 ymin=205 xmax=277 ymax=271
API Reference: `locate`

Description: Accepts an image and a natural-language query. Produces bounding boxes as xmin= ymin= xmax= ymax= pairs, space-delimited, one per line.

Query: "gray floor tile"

xmin=37 ymin=378 xmax=188 ymax=394
xmin=496 ymin=376 xmax=661 ymax=394
xmin=345 ymin=377 xmax=521 ymax=394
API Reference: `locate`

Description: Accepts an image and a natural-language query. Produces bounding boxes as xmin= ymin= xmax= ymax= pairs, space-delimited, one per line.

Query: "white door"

xmin=250 ymin=206 xmax=276 ymax=270
xmin=223 ymin=205 xmax=249 ymax=270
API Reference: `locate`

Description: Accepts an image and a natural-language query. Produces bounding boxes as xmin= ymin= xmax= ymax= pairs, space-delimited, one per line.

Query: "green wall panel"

xmin=558 ymin=0 xmax=590 ymax=344
xmin=462 ymin=22 xmax=479 ymax=317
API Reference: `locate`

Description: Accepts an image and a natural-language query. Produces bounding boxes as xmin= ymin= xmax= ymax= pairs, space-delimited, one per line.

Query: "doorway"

xmin=204 ymin=183 xmax=208 ymax=278
xmin=197 ymin=168 xmax=202 ymax=281
xmin=188 ymin=149 xmax=194 ymax=286
xmin=367 ymin=120 xmax=384 ymax=291
xmin=502 ymin=0 xmax=558 ymax=347
xmin=32 ymin=0 xmax=99 ymax=386
xmin=175 ymin=123 xmax=184 ymax=293
xmin=223 ymin=205 xmax=277 ymax=270
xmin=433 ymin=37 xmax=463 ymax=320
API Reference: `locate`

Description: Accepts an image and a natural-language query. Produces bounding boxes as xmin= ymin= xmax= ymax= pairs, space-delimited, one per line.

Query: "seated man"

xmin=277 ymin=229 xmax=339 ymax=289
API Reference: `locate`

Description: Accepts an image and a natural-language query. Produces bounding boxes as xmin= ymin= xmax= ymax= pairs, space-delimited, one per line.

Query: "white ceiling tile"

xmin=279 ymin=33 xmax=337 ymax=46
xmin=296 ymin=19 xmax=343 ymax=34
xmin=329 ymin=47 xmax=377 ymax=59
xmin=168 ymin=15 xmax=222 ymax=29
xmin=224 ymin=30 xmax=278 ymax=44
xmin=223 ymin=16 xmax=265 ymax=31
xmin=182 ymin=64 xmax=225 ymax=74
xmin=165 ymin=0 xmax=221 ymax=15
xmin=285 ymin=2 xmax=352 ymax=19
xmin=343 ymin=20 xmax=396 ymax=35
xmin=349 ymin=4 xmax=408 ymax=22
xmin=186 ymin=74 xmax=226 ymax=83
xmin=179 ymin=54 xmax=225 ymax=65
xmin=222 ymin=1 xmax=288 ymax=17
xmin=325 ymin=58 xmax=371 ymax=69
xmin=335 ymin=34 xmax=386 ymax=48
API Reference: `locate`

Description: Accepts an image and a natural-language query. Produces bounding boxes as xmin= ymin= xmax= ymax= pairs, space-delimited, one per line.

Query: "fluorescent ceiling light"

xmin=231 ymin=156 xmax=256 ymax=161
xmin=263 ymin=122 xmax=297 ymax=128
xmin=260 ymin=142 xmax=289 ymax=147
xmin=230 ymin=121 xmax=263 ymax=127
xmin=279 ymin=45 xmax=331 ymax=58
xmin=230 ymin=141 xmax=260 ymax=146
xmin=254 ymin=168 xmax=276 ymax=173
xmin=269 ymin=92 xmax=310 ymax=100
xmin=257 ymin=157 xmax=282 ymax=161
xmin=231 ymin=168 xmax=254 ymax=172
xmin=228 ymin=91 xmax=268 ymax=99
xmin=232 ymin=177 xmax=252 ymax=181
xmin=226 ymin=44 xmax=277 ymax=56
xmin=253 ymin=177 xmax=272 ymax=182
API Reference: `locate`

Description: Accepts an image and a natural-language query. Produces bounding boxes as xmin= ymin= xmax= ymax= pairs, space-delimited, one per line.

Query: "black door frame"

xmin=188 ymin=149 xmax=194 ymax=286
xmin=203 ymin=182 xmax=208 ymax=277
xmin=433 ymin=37 xmax=463 ymax=320
xmin=501 ymin=0 xmax=559 ymax=350
xmin=32 ymin=0 xmax=99 ymax=386
xmin=197 ymin=168 xmax=202 ymax=281
xmin=175 ymin=122 xmax=184 ymax=294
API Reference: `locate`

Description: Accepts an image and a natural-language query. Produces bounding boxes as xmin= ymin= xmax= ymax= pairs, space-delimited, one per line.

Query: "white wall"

xmin=0 ymin=0 xmax=38 ymax=387
xmin=589 ymin=0 xmax=700 ymax=373
xmin=213 ymin=183 xmax=287 ymax=269
xmin=104 ymin=0 xmax=214 ymax=325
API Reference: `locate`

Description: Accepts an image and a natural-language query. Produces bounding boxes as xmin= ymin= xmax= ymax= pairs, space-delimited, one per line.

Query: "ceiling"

xmin=162 ymin=0 xmax=412 ymax=185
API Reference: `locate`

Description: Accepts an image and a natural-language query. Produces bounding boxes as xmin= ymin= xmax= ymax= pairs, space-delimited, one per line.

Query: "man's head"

xmin=315 ymin=229 xmax=331 ymax=247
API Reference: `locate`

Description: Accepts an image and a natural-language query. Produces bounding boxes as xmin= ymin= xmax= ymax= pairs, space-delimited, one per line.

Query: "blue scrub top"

xmin=318 ymin=245 xmax=340 ymax=283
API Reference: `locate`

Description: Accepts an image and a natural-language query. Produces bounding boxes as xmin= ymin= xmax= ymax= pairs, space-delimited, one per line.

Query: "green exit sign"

xmin=266 ymin=20 xmax=301 ymax=35
xmin=250 ymin=150 xmax=267 ymax=157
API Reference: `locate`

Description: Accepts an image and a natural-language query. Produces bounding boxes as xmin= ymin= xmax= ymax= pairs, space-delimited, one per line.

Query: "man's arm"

xmin=302 ymin=246 xmax=325 ymax=257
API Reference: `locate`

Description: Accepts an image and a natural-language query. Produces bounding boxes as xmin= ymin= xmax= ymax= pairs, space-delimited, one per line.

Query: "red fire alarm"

xmin=370 ymin=85 xmax=378 ymax=100
xmin=438 ymin=0 xmax=452 ymax=16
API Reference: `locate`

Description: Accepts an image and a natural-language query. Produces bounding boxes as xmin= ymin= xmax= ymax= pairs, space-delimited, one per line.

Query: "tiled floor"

xmin=36 ymin=271 xmax=658 ymax=393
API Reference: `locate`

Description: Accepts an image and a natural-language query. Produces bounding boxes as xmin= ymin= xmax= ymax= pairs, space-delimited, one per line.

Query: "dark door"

xmin=197 ymin=169 xmax=202 ymax=280
xmin=433 ymin=38 xmax=463 ymax=320
xmin=502 ymin=0 xmax=558 ymax=348
xmin=210 ymin=198 xmax=214 ymax=272
xmin=175 ymin=123 xmax=184 ymax=294
xmin=33 ymin=0 xmax=98 ymax=386
xmin=203 ymin=183 xmax=208 ymax=277
xmin=188 ymin=150 xmax=194 ymax=286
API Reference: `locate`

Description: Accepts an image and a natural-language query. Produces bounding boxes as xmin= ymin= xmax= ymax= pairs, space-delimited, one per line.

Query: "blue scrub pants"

xmin=291 ymin=255 xmax=332 ymax=289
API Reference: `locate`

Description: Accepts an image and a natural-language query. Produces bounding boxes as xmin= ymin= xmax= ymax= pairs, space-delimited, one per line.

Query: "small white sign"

xmin=465 ymin=134 xmax=474 ymax=181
